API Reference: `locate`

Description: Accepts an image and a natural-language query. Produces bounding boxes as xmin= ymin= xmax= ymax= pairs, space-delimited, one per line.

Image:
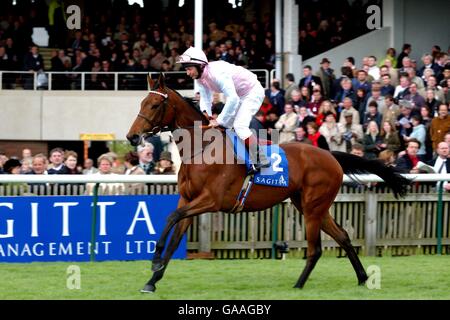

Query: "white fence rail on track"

xmin=0 ymin=69 xmax=271 ymax=91
xmin=0 ymin=173 xmax=449 ymax=184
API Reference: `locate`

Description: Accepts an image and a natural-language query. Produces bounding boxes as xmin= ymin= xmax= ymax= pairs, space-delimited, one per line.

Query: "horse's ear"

xmin=158 ymin=72 xmax=166 ymax=89
xmin=147 ymin=74 xmax=154 ymax=90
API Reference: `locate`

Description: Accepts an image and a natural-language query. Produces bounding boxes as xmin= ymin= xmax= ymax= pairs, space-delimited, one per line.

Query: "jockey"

xmin=177 ymin=46 xmax=270 ymax=172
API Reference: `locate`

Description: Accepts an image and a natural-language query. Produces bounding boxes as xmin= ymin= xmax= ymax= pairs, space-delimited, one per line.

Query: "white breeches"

xmin=232 ymin=84 xmax=265 ymax=140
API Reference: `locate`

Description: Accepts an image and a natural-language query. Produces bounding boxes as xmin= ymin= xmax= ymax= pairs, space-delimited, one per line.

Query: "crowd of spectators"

xmin=0 ymin=144 xmax=176 ymax=194
xmin=0 ymin=0 xmax=384 ymax=90
xmin=240 ymin=44 xmax=449 ymax=187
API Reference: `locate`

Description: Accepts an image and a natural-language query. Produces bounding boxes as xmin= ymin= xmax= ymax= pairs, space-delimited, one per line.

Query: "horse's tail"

xmin=331 ymin=151 xmax=411 ymax=198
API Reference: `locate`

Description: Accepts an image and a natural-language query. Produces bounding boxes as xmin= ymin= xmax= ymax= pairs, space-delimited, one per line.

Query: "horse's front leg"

xmin=143 ymin=193 xmax=218 ymax=292
xmin=142 ymin=217 xmax=193 ymax=293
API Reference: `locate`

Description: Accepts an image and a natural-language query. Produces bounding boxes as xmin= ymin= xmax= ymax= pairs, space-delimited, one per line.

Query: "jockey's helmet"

xmin=177 ymin=46 xmax=208 ymax=69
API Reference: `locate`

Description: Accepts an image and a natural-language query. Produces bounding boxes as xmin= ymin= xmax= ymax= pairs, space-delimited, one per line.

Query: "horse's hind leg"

xmin=142 ymin=217 xmax=193 ymax=293
xmin=321 ymin=213 xmax=368 ymax=285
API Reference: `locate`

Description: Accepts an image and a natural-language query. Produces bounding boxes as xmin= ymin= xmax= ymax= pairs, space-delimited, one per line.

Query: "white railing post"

xmin=48 ymin=72 xmax=52 ymax=91
xmin=81 ymin=73 xmax=85 ymax=91
xmin=33 ymin=72 xmax=37 ymax=90
xmin=365 ymin=192 xmax=378 ymax=256
xmin=114 ymin=72 xmax=118 ymax=91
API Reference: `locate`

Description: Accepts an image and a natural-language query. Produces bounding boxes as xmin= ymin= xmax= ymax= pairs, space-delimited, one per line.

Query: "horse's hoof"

xmin=293 ymin=284 xmax=304 ymax=289
xmin=152 ymin=262 xmax=164 ymax=272
xmin=140 ymin=284 xmax=156 ymax=293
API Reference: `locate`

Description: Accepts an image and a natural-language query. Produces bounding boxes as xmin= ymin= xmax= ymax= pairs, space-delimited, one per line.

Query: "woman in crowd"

xmin=124 ymin=151 xmax=145 ymax=193
xmin=86 ymin=154 xmax=124 ymax=195
xmin=306 ymin=121 xmax=329 ymax=150
xmin=362 ymin=121 xmax=383 ymax=159
xmin=319 ymin=112 xmax=345 ymax=152
xmin=274 ymin=103 xmax=298 ymax=144
xmin=153 ymin=151 xmax=176 ymax=175
xmin=379 ymin=121 xmax=401 ymax=154
xmin=315 ymin=100 xmax=337 ymax=126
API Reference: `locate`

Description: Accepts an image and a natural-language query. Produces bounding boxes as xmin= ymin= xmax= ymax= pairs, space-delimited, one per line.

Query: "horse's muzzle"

xmin=127 ymin=134 xmax=141 ymax=146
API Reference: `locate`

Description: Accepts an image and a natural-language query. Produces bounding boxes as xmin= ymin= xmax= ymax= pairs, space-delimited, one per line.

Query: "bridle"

xmin=137 ymin=90 xmax=170 ymax=140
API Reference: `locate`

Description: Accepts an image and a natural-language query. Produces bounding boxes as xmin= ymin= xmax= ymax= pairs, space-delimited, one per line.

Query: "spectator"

xmin=362 ymin=121 xmax=383 ymax=159
xmin=20 ymin=157 xmax=33 ymax=174
xmin=395 ymin=139 xmax=423 ymax=174
xmin=353 ymin=70 xmax=372 ymax=94
xmin=316 ymin=100 xmax=337 ymax=126
xmin=299 ymin=65 xmax=322 ymax=96
xmin=430 ymin=104 xmax=450 ymax=150
xmin=319 ymin=112 xmax=345 ymax=152
xmin=425 ymin=88 xmax=441 ymax=116
xmin=267 ymin=79 xmax=285 ymax=115
xmin=355 ymin=88 xmax=369 ymax=123
xmin=362 ymin=101 xmax=382 ymax=132
xmin=380 ymin=74 xmax=396 ymax=97
xmin=22 ymin=148 xmax=32 ymax=159
xmin=47 ymin=148 xmax=68 ymax=174
xmin=429 ymin=142 xmax=450 ymax=192
xmin=382 ymin=95 xmax=400 ymax=126
xmin=250 ymin=111 xmax=266 ymax=139
xmin=395 ymin=101 xmax=414 ymax=139
xmin=403 ymin=115 xmax=427 ymax=160
xmin=307 ymin=89 xmax=323 ymax=116
xmin=338 ymin=97 xmax=360 ymax=126
xmin=274 ymin=103 xmax=298 ymax=144
xmin=3 ymin=159 xmax=22 ymax=174
xmin=153 ymin=151 xmax=176 ymax=175
xmin=23 ymin=45 xmax=45 ymax=89
xmin=124 ymin=151 xmax=145 ymax=192
xmin=367 ymin=56 xmax=380 ymax=81
xmin=86 ymin=154 xmax=124 ymax=195
xmin=378 ymin=149 xmax=397 ymax=167
xmin=397 ymin=44 xmax=412 ymax=69
xmin=306 ymin=121 xmax=329 ymax=150
xmin=64 ymin=150 xmax=82 ymax=174
xmin=380 ymin=48 xmax=397 ymax=68
xmin=211 ymin=93 xmax=224 ymax=117
xmin=289 ymin=89 xmax=307 ymax=111
xmin=366 ymin=88 xmax=386 ymax=115
xmin=379 ymin=121 xmax=401 ymax=154
xmin=138 ymin=143 xmax=156 ymax=174
xmin=297 ymin=105 xmax=316 ymax=130
xmin=82 ymin=158 xmax=98 ymax=175
xmin=300 ymin=86 xmax=311 ymax=104
xmin=394 ymin=75 xmax=411 ymax=100
xmin=341 ymin=111 xmax=364 ymax=153
xmin=294 ymin=126 xmax=312 ymax=144
xmin=284 ymin=73 xmax=299 ymax=102
xmin=350 ymin=143 xmax=365 ymax=158
xmin=316 ymin=58 xmax=335 ymax=98
xmin=334 ymin=78 xmax=356 ymax=114
xmin=404 ymin=83 xmax=426 ymax=110
xmin=26 ymin=154 xmax=49 ymax=192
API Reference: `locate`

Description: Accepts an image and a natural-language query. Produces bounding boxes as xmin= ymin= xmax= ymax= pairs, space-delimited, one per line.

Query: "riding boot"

xmin=244 ymin=135 xmax=271 ymax=173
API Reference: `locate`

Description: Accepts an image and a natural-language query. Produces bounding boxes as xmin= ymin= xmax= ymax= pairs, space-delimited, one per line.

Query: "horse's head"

xmin=127 ymin=73 xmax=177 ymax=146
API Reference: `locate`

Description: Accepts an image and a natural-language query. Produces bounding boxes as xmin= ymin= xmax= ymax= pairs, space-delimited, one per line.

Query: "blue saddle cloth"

xmin=225 ymin=130 xmax=289 ymax=188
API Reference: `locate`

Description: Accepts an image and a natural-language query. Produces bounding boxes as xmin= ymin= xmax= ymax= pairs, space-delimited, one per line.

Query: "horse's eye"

xmin=151 ymin=104 xmax=159 ymax=110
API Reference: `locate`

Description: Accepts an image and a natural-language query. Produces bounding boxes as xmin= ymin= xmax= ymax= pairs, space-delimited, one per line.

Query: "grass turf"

xmin=0 ymin=255 xmax=449 ymax=300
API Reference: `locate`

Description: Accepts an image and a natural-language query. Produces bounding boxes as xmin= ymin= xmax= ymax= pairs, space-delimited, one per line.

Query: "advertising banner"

xmin=0 ymin=195 xmax=185 ymax=262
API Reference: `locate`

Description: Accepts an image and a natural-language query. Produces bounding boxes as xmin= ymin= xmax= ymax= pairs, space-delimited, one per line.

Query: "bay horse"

xmin=127 ymin=73 xmax=410 ymax=293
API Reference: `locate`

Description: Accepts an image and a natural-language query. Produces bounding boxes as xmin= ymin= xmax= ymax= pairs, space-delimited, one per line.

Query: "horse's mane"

xmin=172 ymin=89 xmax=209 ymax=124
